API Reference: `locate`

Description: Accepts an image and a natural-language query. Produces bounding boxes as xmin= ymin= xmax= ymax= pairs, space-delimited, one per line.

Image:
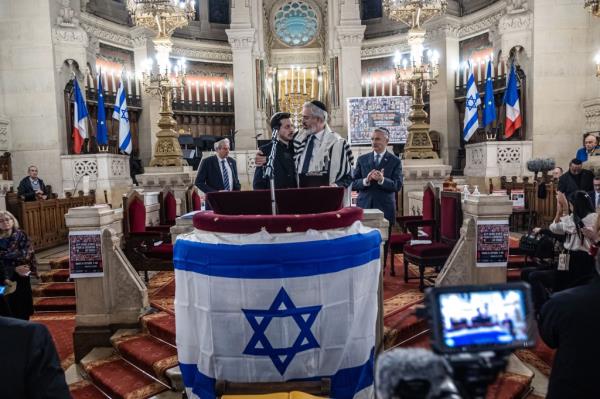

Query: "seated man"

xmin=557 ymin=158 xmax=594 ymax=199
xmin=17 ymin=165 xmax=49 ymax=201
xmin=575 ymin=133 xmax=600 ymax=162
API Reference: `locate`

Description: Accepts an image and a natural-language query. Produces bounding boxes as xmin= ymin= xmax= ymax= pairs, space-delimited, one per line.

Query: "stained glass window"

xmin=273 ymin=1 xmax=319 ymax=47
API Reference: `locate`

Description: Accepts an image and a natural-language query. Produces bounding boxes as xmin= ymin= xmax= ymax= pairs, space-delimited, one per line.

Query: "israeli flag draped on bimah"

xmin=463 ymin=62 xmax=481 ymax=142
xmin=112 ymin=79 xmax=132 ymax=154
xmin=174 ymin=222 xmax=381 ymax=399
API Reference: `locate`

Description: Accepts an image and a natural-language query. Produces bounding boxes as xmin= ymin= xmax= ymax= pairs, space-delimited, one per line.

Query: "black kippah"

xmin=270 ymin=112 xmax=291 ymax=130
xmin=310 ymin=100 xmax=327 ymax=113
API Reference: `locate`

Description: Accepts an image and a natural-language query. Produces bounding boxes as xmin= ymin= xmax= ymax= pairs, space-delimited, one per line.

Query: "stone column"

xmin=132 ymin=31 xmax=161 ymax=166
xmin=437 ymin=194 xmax=513 ymax=287
xmin=428 ymin=25 xmax=460 ymax=166
xmin=65 ymin=205 xmax=148 ymax=361
xmin=226 ymin=28 xmax=257 ymax=150
xmin=336 ymin=25 xmax=366 ymax=135
xmin=199 ymin=0 xmax=211 ymax=33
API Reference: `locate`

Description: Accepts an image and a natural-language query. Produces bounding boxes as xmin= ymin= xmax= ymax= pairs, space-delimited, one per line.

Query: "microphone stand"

xmin=263 ymin=128 xmax=278 ymax=215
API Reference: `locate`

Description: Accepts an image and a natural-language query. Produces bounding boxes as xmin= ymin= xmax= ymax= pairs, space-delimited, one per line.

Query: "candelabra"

xmin=385 ymin=0 xmax=446 ymax=159
xmin=127 ymin=0 xmax=195 ymax=167
xmin=585 ymin=0 xmax=600 ymax=17
xmin=595 ymin=53 xmax=600 ymax=78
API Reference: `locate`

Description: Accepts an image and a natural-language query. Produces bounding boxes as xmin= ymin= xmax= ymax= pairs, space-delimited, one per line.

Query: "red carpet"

xmin=33 ymin=296 xmax=76 ymax=312
xmin=30 ymin=312 xmax=76 ymax=369
xmin=83 ymin=355 xmax=168 ymax=399
xmin=141 ymin=311 xmax=176 ymax=346
xmin=40 ymin=268 xmax=70 ymax=282
xmin=33 ymin=282 xmax=75 ymax=297
xmin=112 ymin=333 xmax=178 ymax=383
xmin=69 ymin=380 xmax=107 ymax=399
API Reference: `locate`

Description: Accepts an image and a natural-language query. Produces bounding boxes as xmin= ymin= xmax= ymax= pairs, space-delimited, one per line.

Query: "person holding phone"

xmin=0 ymin=210 xmax=37 ymax=320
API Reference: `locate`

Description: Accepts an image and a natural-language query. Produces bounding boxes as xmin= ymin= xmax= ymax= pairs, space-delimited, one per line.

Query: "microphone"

xmin=376 ymin=348 xmax=460 ymax=399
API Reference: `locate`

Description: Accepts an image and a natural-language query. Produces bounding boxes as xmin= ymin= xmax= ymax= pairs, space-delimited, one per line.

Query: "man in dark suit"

xmin=0 ymin=316 xmax=70 ymax=398
xmin=558 ymin=158 xmax=594 ymax=200
xmin=588 ymin=175 xmax=600 ymax=209
xmin=539 ymin=260 xmax=600 ymax=398
xmin=253 ymin=112 xmax=297 ymax=190
xmin=17 ymin=165 xmax=49 ymax=201
xmin=195 ymin=138 xmax=241 ymax=208
xmin=352 ymin=127 xmax=402 ymax=256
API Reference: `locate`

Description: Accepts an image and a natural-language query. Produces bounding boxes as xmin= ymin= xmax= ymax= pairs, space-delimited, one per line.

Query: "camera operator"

xmin=539 ymin=245 xmax=600 ymax=398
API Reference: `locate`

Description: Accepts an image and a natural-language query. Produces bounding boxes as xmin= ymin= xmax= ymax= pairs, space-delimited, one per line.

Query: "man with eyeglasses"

xmin=17 ymin=165 xmax=49 ymax=201
xmin=294 ymin=100 xmax=353 ymax=191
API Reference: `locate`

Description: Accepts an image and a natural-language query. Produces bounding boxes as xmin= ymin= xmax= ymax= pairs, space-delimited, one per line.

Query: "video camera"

xmin=377 ymin=282 xmax=536 ymax=399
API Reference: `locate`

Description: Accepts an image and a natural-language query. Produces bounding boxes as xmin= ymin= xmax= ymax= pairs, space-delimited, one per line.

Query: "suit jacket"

xmin=588 ymin=190 xmax=600 ymax=208
xmin=558 ymin=170 xmax=594 ymax=198
xmin=17 ymin=177 xmax=49 ymax=201
xmin=195 ymin=155 xmax=241 ymax=194
xmin=253 ymin=141 xmax=297 ymax=190
xmin=0 ymin=316 xmax=70 ymax=398
xmin=539 ymin=277 xmax=600 ymax=399
xmin=352 ymin=151 xmax=402 ymax=223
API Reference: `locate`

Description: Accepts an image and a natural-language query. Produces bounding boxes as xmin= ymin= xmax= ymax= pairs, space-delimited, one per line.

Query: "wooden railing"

xmin=500 ymin=175 xmax=557 ymax=229
xmin=6 ymin=193 xmax=95 ymax=251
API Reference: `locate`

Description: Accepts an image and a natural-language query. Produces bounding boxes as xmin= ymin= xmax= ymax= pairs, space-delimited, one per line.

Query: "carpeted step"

xmin=32 ymin=282 xmax=75 ymax=297
xmin=39 ymin=268 xmax=70 ymax=282
xmin=486 ymin=372 xmax=533 ymax=399
xmin=141 ymin=312 xmax=176 ymax=346
xmin=33 ymin=296 xmax=76 ymax=312
xmin=112 ymin=333 xmax=178 ymax=385
xmin=69 ymin=380 xmax=107 ymax=399
xmin=49 ymin=255 xmax=70 ymax=270
xmin=30 ymin=312 xmax=76 ymax=369
xmin=83 ymin=353 xmax=168 ymax=399
xmin=383 ymin=304 xmax=428 ymax=349
xmin=507 ymin=268 xmax=523 ymax=282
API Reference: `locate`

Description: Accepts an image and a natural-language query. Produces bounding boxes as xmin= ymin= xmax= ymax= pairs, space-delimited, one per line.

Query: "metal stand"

xmin=263 ymin=128 xmax=279 ymax=215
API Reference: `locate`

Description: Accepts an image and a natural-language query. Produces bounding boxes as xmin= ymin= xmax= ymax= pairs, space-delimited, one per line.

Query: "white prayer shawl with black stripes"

xmin=293 ymin=125 xmax=354 ymax=186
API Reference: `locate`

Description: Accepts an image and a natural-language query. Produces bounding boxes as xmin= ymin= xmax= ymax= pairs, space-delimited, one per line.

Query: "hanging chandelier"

xmin=585 ymin=0 xmax=600 ymax=17
xmin=383 ymin=0 xmax=448 ymax=28
xmin=127 ymin=0 xmax=196 ymax=38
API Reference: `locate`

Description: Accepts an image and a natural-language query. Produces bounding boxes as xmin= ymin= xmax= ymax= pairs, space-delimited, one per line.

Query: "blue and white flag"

xmin=174 ymin=222 xmax=381 ymax=399
xmin=463 ymin=62 xmax=481 ymax=142
xmin=112 ymin=79 xmax=132 ymax=154
xmin=482 ymin=60 xmax=496 ymax=128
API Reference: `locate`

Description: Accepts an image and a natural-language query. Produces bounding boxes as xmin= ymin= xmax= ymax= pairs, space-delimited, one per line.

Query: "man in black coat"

xmin=539 ymin=262 xmax=600 ymax=399
xmin=558 ymin=158 xmax=594 ymax=200
xmin=194 ymin=138 xmax=241 ymax=209
xmin=253 ymin=112 xmax=297 ymax=190
xmin=0 ymin=316 xmax=70 ymax=398
xmin=17 ymin=165 xmax=49 ymax=201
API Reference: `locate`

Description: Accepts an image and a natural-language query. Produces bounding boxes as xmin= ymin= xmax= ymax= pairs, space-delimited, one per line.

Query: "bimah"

xmin=174 ymin=187 xmax=381 ymax=398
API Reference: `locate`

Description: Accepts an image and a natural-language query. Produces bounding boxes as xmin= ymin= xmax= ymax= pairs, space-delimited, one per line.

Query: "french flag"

xmin=504 ymin=62 xmax=522 ymax=138
xmin=72 ymin=79 xmax=89 ymax=154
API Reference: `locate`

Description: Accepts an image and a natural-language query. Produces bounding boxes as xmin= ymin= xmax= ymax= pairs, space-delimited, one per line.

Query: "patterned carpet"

xmin=30 ymin=311 xmax=76 ymax=369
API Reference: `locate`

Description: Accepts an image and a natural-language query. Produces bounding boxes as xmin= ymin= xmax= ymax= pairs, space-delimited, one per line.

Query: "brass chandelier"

xmin=127 ymin=0 xmax=195 ymax=167
xmin=383 ymin=0 xmax=448 ymax=28
xmin=585 ymin=0 xmax=600 ymax=17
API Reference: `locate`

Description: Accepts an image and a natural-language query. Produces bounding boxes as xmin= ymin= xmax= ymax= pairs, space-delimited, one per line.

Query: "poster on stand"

xmin=476 ymin=220 xmax=509 ymax=267
xmin=69 ymin=230 xmax=103 ymax=278
xmin=347 ymin=96 xmax=412 ymax=145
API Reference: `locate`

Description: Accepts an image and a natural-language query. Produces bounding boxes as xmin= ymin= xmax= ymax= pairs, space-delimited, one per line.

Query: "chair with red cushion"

xmin=122 ymin=190 xmax=174 ymax=279
xmin=186 ymin=185 xmax=203 ymax=212
xmin=402 ymin=190 xmax=462 ymax=291
xmin=387 ymin=183 xmax=439 ymax=276
xmin=159 ymin=187 xmax=178 ymax=226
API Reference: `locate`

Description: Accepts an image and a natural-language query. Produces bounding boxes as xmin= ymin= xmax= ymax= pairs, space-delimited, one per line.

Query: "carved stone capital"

xmin=583 ymin=98 xmax=600 ymax=133
xmin=498 ymin=10 xmax=533 ymax=34
xmin=336 ymin=25 xmax=366 ymax=47
xmin=458 ymin=12 xmax=503 ymax=38
xmin=52 ymin=26 xmax=89 ymax=46
xmin=426 ymin=23 xmax=461 ymax=41
xmin=226 ymin=28 xmax=256 ymax=50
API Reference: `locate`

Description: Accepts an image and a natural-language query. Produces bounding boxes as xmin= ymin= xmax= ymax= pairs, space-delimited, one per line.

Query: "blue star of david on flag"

xmin=242 ymin=287 xmax=321 ymax=375
xmin=120 ymin=108 xmax=129 ymax=123
xmin=466 ymin=95 xmax=479 ymax=111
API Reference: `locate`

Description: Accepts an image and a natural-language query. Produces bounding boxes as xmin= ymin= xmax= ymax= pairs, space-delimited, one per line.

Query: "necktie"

xmin=221 ymin=159 xmax=230 ymax=191
xmin=375 ymin=153 xmax=381 ymax=167
xmin=301 ymin=135 xmax=315 ymax=174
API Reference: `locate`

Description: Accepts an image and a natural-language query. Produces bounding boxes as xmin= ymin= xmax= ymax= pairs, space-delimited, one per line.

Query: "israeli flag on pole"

xmin=463 ymin=62 xmax=481 ymax=142
xmin=174 ymin=222 xmax=381 ymax=399
xmin=112 ymin=79 xmax=132 ymax=154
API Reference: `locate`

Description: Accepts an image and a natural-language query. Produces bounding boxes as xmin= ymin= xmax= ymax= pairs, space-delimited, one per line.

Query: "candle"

xmin=284 ymin=72 xmax=288 ymax=94
xmin=389 ymin=77 xmax=393 ymax=96
xmin=219 ymin=82 xmax=223 ymax=103
xmin=102 ymin=70 xmax=108 ymax=93
xmin=463 ymin=63 xmax=468 ymax=86
xmin=226 ymin=81 xmax=231 ymax=104
xmin=137 ymin=76 xmax=142 ymax=97
xmin=211 ymin=81 xmax=215 ymax=104
xmin=455 ymin=68 xmax=459 ymax=88
xmin=303 ymin=69 xmax=306 ymax=94
xmin=126 ymin=73 xmax=132 ymax=95
xmin=110 ymin=70 xmax=116 ymax=93
xmin=396 ymin=84 xmax=399 ymax=96
xmin=203 ymin=81 xmax=208 ymax=103
xmin=366 ymin=78 xmax=370 ymax=97
xmin=374 ymin=79 xmax=378 ymax=96
xmin=180 ymin=85 xmax=185 ymax=102
xmin=311 ymin=70 xmax=315 ymax=98
xmin=188 ymin=81 xmax=192 ymax=103
xmin=317 ymin=75 xmax=322 ymax=100
xmin=195 ymin=80 xmax=200 ymax=104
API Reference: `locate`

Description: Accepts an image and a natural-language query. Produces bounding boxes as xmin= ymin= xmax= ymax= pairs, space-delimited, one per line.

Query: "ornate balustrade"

xmin=6 ymin=194 xmax=96 ymax=251
xmin=464 ymin=141 xmax=533 ymax=179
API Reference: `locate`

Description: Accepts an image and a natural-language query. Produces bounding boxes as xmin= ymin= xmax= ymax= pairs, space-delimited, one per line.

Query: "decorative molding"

xmin=426 ymin=23 xmax=461 ymax=40
xmin=583 ymin=98 xmax=600 ymax=133
xmin=457 ymin=12 xmax=503 ymax=38
xmin=336 ymin=25 xmax=366 ymax=47
xmin=0 ymin=116 xmax=10 ymax=152
xmin=53 ymin=0 xmax=88 ymax=47
xmin=171 ymin=46 xmax=233 ymax=63
xmin=226 ymin=28 xmax=256 ymax=50
xmin=81 ymin=21 xmax=133 ymax=48
xmin=498 ymin=10 xmax=533 ymax=34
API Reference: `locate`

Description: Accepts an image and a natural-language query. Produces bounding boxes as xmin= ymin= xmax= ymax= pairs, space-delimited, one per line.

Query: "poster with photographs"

xmin=347 ymin=96 xmax=412 ymax=145
xmin=476 ymin=220 xmax=509 ymax=267
xmin=69 ymin=230 xmax=103 ymax=278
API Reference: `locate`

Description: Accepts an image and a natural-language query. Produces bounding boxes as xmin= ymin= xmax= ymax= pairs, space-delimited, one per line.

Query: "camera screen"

xmin=438 ymin=288 xmax=529 ymax=350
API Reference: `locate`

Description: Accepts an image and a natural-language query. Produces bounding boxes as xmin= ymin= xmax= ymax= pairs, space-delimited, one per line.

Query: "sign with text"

xmin=69 ymin=230 xmax=103 ymax=278
xmin=476 ymin=220 xmax=509 ymax=267
xmin=347 ymin=96 xmax=412 ymax=145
